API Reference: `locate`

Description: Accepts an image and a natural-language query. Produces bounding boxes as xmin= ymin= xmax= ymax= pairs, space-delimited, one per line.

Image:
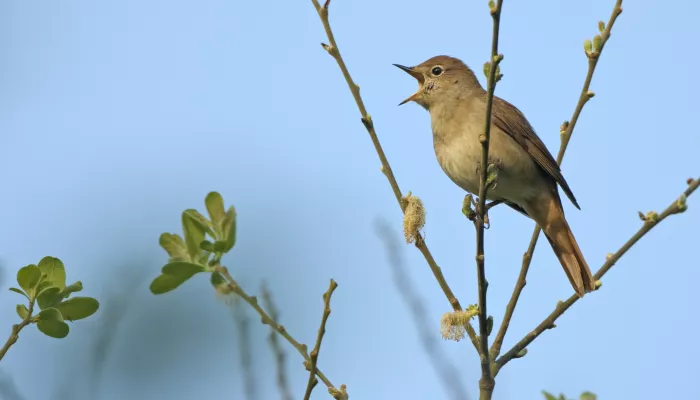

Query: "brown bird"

xmin=395 ymin=55 xmax=595 ymax=297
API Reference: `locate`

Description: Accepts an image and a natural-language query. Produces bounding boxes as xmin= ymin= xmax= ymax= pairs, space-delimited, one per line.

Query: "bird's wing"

xmin=490 ymin=96 xmax=580 ymax=209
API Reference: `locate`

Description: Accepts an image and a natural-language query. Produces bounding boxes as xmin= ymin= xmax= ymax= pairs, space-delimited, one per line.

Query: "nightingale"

xmin=394 ymin=55 xmax=595 ymax=297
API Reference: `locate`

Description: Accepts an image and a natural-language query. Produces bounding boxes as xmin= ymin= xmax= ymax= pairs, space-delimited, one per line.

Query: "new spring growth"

xmin=488 ymin=0 xmax=496 ymax=14
xmin=675 ymin=194 xmax=688 ymax=213
xmin=598 ymin=21 xmax=606 ymax=33
xmin=638 ymin=211 xmax=659 ymax=223
xmin=482 ymin=61 xmax=503 ymax=83
xmin=593 ymin=35 xmax=603 ymax=52
xmin=440 ymin=305 xmax=480 ymax=342
xmin=402 ymin=192 xmax=425 ymax=244
xmin=584 ymin=39 xmax=593 ymax=55
xmin=560 ymin=120 xmax=570 ymax=137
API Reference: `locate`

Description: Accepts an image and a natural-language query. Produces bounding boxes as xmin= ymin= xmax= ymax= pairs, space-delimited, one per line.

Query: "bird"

xmin=394 ymin=55 xmax=595 ymax=297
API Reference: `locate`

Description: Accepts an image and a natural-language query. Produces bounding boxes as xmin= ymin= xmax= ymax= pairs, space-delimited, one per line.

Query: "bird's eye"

xmin=431 ymin=66 xmax=443 ymax=76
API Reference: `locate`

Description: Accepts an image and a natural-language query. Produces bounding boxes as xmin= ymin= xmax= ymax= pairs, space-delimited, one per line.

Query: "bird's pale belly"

xmin=434 ymin=134 xmax=542 ymax=205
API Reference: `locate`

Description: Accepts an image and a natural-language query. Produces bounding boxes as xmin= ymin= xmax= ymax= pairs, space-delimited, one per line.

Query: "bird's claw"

xmin=463 ymin=195 xmax=504 ymax=229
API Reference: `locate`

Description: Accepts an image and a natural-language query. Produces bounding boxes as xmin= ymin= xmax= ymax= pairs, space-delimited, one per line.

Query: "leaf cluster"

xmin=150 ymin=191 xmax=237 ymax=295
xmin=10 ymin=256 xmax=99 ymax=338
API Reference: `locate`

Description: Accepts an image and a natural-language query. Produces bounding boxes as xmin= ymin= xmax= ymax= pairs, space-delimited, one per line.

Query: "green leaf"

xmin=37 ymin=257 xmax=66 ymax=290
xmin=205 ymin=192 xmax=226 ymax=237
xmin=162 ymin=261 xmax=207 ymax=276
xmin=17 ymin=265 xmax=42 ymax=295
xmin=220 ymin=206 xmax=237 ymax=253
xmin=580 ymin=392 xmax=596 ymax=400
xmin=150 ymin=262 xmax=207 ymax=295
xmin=182 ymin=210 xmax=208 ymax=262
xmin=9 ymin=287 xmax=29 ymax=300
xmin=542 ymin=392 xmax=558 ymax=400
xmin=150 ymin=274 xmax=181 ymax=295
xmin=37 ymin=287 xmax=63 ymax=310
xmin=183 ymin=209 xmax=214 ymax=237
xmin=159 ymin=233 xmax=189 ymax=262
xmin=55 ymin=297 xmax=99 ymax=321
xmin=60 ymin=281 xmax=83 ymax=299
xmin=37 ymin=308 xmax=69 ymax=338
xmin=16 ymin=304 xmax=30 ymax=320
xmin=200 ymin=240 xmax=215 ymax=252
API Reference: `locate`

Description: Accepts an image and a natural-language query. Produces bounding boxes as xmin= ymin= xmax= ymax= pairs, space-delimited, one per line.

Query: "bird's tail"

xmin=536 ymin=195 xmax=596 ymax=297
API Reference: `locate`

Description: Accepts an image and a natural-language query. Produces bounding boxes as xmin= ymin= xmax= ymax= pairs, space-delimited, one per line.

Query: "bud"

xmin=598 ymin=21 xmax=606 ymax=33
xmin=560 ymin=120 xmax=570 ymax=134
xmin=584 ymin=39 xmax=593 ymax=54
xmin=593 ymin=35 xmax=603 ymax=52
xmin=514 ymin=348 xmax=528 ymax=358
xmin=676 ymin=193 xmax=688 ymax=213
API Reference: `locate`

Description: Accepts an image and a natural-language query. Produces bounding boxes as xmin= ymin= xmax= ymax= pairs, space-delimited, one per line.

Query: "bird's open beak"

xmin=393 ymin=64 xmax=424 ymax=106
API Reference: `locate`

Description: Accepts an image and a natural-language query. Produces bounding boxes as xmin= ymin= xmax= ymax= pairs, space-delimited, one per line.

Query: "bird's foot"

xmin=462 ymin=195 xmax=504 ymax=229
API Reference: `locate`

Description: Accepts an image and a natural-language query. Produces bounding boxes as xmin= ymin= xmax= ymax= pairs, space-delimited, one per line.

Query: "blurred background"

xmin=1 ymin=0 xmax=698 ymax=399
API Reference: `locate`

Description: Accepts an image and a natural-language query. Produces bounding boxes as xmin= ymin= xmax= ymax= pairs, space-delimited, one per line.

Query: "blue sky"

xmin=1 ymin=0 xmax=698 ymax=399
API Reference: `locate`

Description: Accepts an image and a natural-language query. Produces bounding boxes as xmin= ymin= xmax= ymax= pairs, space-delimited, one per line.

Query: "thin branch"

xmin=375 ymin=220 xmax=470 ymax=400
xmin=261 ymin=283 xmax=294 ymax=400
xmin=215 ymin=266 xmax=348 ymax=400
xmin=309 ymin=0 xmax=479 ymax=351
xmin=0 ymin=300 xmax=34 ymax=362
xmin=473 ymin=1 xmax=504 ymax=399
xmin=489 ymin=0 xmax=624 ymax=360
xmin=232 ymin=297 xmax=257 ymax=400
xmin=495 ymin=177 xmax=699 ymax=370
xmin=303 ymin=280 xmax=338 ymax=400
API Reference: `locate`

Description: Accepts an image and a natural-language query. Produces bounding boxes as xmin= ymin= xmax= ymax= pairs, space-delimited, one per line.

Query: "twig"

xmin=375 ymin=220 xmax=470 ymax=400
xmin=489 ymin=0 xmax=624 ymax=360
xmin=261 ymin=283 xmax=294 ymax=400
xmin=215 ymin=266 xmax=348 ymax=399
xmin=309 ymin=0 xmax=479 ymax=351
xmin=473 ymin=1 xmax=504 ymax=400
xmin=0 ymin=300 xmax=34 ymax=362
xmin=495 ymin=177 xmax=699 ymax=371
xmin=232 ymin=297 xmax=257 ymax=400
xmin=303 ymin=280 xmax=338 ymax=400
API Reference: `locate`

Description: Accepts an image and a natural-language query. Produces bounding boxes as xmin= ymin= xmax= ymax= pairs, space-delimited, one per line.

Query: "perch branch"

xmin=473 ymin=1 xmax=504 ymax=399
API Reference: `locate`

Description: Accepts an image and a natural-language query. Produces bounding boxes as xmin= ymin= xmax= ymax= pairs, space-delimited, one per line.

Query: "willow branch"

xmin=0 ymin=300 xmax=34 ymax=362
xmin=310 ymin=0 xmax=478 ymax=351
xmin=495 ymin=177 xmax=698 ymax=371
xmin=303 ymin=280 xmax=338 ymax=400
xmin=260 ymin=283 xmax=293 ymax=400
xmin=473 ymin=1 xmax=504 ymax=399
xmin=489 ymin=0 xmax=624 ymax=360
xmin=215 ymin=266 xmax=348 ymax=400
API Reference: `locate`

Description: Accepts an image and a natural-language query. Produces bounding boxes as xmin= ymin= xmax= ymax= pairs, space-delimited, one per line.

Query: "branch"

xmin=215 ymin=266 xmax=348 ymax=400
xmin=303 ymin=280 xmax=338 ymax=400
xmin=474 ymin=2 xmax=504 ymax=399
xmin=309 ymin=0 xmax=478 ymax=351
xmin=495 ymin=177 xmax=699 ymax=370
xmin=261 ymin=283 xmax=294 ymax=400
xmin=0 ymin=300 xmax=34 ymax=362
xmin=489 ymin=0 xmax=624 ymax=360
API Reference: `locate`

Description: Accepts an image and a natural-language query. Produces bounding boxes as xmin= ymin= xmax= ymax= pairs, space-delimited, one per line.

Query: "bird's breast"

xmin=431 ymin=114 xmax=543 ymax=204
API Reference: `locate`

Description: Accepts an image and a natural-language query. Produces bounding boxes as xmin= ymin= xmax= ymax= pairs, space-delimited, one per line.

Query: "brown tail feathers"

xmin=529 ymin=195 xmax=595 ymax=297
